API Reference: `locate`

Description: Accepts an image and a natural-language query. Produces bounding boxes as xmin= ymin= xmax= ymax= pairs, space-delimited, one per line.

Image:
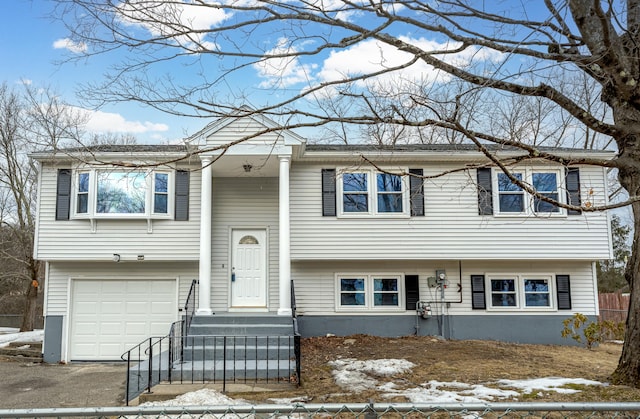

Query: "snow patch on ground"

xmin=497 ymin=377 xmax=606 ymax=394
xmin=0 ymin=329 xmax=43 ymax=348
xmin=328 ymin=358 xmax=604 ymax=401
xmin=140 ymin=389 xmax=248 ymax=406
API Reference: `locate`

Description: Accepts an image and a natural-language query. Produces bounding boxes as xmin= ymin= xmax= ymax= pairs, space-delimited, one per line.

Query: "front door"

xmin=231 ymin=229 xmax=267 ymax=308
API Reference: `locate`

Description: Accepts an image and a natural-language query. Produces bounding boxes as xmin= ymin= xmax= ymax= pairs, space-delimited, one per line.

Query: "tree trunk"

xmin=19 ymin=267 xmax=38 ymax=332
xmin=610 ymin=169 xmax=640 ymax=387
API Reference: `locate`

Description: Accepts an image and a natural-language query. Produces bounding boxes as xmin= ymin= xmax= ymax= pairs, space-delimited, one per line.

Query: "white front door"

xmin=231 ymin=229 xmax=267 ymax=308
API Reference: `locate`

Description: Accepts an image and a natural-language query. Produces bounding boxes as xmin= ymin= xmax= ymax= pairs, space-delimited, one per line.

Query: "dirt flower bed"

xmin=235 ymin=335 xmax=640 ymax=404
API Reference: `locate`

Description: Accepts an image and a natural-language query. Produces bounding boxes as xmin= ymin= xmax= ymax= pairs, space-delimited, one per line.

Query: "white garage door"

xmin=70 ymin=279 xmax=177 ymax=360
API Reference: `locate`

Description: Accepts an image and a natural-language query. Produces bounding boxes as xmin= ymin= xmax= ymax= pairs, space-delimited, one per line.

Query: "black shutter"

xmin=55 ymin=169 xmax=72 ymax=221
xmin=566 ymin=168 xmax=581 ymax=215
xmin=322 ymin=169 xmax=336 ymax=216
xmin=175 ymin=170 xmax=190 ymax=221
xmin=405 ymin=275 xmax=420 ymax=310
xmin=556 ymin=275 xmax=572 ymax=309
xmin=471 ymin=275 xmax=486 ymax=309
xmin=477 ymin=168 xmax=493 ymax=215
xmin=409 ymin=169 xmax=425 ymax=216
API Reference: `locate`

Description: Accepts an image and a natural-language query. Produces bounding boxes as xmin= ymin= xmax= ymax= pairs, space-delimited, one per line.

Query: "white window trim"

xmin=71 ymin=168 xmax=174 ymax=220
xmin=335 ymin=273 xmax=405 ymax=312
xmin=492 ymin=168 xmax=566 ymax=217
xmin=337 ymin=169 xmax=410 ymax=217
xmin=485 ymin=273 xmax=556 ymax=312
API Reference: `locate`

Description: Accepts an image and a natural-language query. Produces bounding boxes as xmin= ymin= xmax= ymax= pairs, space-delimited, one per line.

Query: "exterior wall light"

xmin=112 ymin=253 xmax=121 ymax=262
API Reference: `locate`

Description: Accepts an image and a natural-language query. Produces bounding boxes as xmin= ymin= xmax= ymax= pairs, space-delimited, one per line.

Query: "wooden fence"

xmin=598 ymin=292 xmax=630 ymax=323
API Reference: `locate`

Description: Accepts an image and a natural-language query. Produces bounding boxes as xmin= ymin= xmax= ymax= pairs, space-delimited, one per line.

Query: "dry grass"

xmin=233 ymin=335 xmax=640 ymax=404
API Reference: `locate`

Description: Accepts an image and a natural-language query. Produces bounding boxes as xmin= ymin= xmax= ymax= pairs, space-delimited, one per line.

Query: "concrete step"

xmin=172 ymin=359 xmax=296 ymax=381
xmin=188 ymin=324 xmax=294 ymax=336
xmin=190 ymin=315 xmax=292 ymax=326
xmin=182 ymin=344 xmax=295 ymax=362
xmin=0 ymin=343 xmax=42 ymax=363
xmin=9 ymin=341 xmax=43 ymax=350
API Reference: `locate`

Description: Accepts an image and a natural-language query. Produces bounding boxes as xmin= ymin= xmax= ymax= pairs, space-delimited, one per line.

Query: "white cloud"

xmin=253 ymin=38 xmax=317 ymax=88
xmin=53 ymin=38 xmax=87 ymax=54
xmin=73 ymin=107 xmax=169 ymax=134
xmin=115 ymin=0 xmax=230 ymax=51
xmin=314 ymin=36 xmax=503 ymax=95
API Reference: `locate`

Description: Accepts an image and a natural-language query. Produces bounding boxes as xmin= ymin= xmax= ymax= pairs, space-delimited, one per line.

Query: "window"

xmin=486 ymin=274 xmax=553 ymax=310
xmin=97 ymin=171 xmax=146 ymax=214
xmin=339 ymin=170 xmax=408 ymax=216
xmin=72 ymin=169 xmax=173 ymax=218
xmin=343 ymin=173 xmax=368 ymax=213
xmin=532 ymin=172 xmax=559 ymax=213
xmin=377 ymin=173 xmax=403 ymax=213
xmin=494 ymin=169 xmax=562 ymax=215
xmin=153 ymin=173 xmax=169 ymax=214
xmin=76 ymin=172 xmax=90 ymax=214
xmin=337 ymin=274 xmax=403 ymax=310
xmin=497 ymin=173 xmax=524 ymax=213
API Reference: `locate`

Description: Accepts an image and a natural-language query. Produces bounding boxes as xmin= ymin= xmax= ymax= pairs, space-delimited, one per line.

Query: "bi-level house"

xmin=31 ymin=111 xmax=613 ymax=363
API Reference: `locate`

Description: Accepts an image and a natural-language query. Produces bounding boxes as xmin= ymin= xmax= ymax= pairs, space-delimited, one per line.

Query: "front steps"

xmin=123 ymin=314 xmax=298 ymax=403
xmin=174 ymin=314 xmax=296 ymax=383
xmin=0 ymin=341 xmax=42 ymax=363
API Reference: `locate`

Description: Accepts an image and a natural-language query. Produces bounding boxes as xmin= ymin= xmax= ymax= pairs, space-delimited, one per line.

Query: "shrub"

xmin=561 ymin=313 xmax=625 ymax=349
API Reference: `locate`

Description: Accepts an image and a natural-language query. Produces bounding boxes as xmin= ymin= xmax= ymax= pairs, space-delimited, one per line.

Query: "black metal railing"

xmin=184 ymin=279 xmax=199 ymax=334
xmin=291 ymin=279 xmax=301 ymax=386
xmin=121 ymin=333 xmax=297 ymax=404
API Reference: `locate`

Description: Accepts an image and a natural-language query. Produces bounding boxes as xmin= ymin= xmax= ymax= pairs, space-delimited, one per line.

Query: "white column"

xmin=278 ymin=155 xmax=292 ymax=316
xmin=197 ymin=157 xmax=213 ymax=315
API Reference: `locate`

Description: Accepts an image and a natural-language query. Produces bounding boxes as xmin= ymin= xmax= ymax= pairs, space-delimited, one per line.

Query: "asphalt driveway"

xmin=0 ymin=359 xmax=126 ymax=409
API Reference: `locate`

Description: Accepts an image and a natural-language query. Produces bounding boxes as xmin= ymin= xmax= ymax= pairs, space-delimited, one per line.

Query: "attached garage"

xmin=70 ymin=279 xmax=177 ymax=360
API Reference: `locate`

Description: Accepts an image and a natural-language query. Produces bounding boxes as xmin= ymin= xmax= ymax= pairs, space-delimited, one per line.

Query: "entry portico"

xmin=192 ymin=112 xmax=304 ymax=316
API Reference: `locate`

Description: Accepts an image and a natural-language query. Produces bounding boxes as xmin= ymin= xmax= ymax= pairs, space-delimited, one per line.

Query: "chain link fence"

xmin=1 ymin=402 xmax=639 ymax=418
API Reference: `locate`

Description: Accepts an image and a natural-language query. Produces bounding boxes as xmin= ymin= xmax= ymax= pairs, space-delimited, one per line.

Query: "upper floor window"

xmin=73 ymin=169 xmax=173 ymax=218
xmin=339 ymin=171 xmax=408 ymax=216
xmin=494 ymin=169 xmax=561 ymax=216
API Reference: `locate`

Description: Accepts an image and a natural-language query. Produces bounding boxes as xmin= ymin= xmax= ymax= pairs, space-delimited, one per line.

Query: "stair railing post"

xmin=223 ymin=336 xmax=227 ymax=393
xmin=147 ymin=338 xmax=153 ymax=394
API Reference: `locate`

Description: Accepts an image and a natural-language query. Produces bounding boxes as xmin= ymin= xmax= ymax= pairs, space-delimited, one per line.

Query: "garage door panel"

xmin=126 ymin=301 xmax=150 ymax=315
xmin=70 ymin=279 xmax=177 ymax=360
xmin=151 ymin=301 xmax=173 ymax=314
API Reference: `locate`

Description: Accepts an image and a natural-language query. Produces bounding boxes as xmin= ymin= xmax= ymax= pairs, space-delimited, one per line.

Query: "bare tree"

xmin=0 ymin=83 xmax=86 ymax=331
xmin=53 ymin=0 xmax=640 ymax=386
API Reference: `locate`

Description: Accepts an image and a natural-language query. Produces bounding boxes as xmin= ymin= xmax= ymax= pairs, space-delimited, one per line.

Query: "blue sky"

xmin=0 ymin=1 xmax=200 ymax=143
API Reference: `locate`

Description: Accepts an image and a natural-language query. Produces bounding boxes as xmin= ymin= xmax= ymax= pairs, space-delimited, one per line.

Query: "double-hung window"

xmin=339 ymin=170 xmax=407 ymax=216
xmin=487 ymin=274 xmax=553 ymax=310
xmin=153 ymin=173 xmax=169 ymax=214
xmin=73 ymin=169 xmax=173 ymax=219
xmin=76 ymin=172 xmax=90 ymax=214
xmin=532 ymin=172 xmax=559 ymax=213
xmin=337 ymin=274 xmax=403 ymax=310
xmin=494 ymin=169 xmax=562 ymax=215
xmin=497 ymin=173 xmax=524 ymax=213
xmin=343 ymin=173 xmax=369 ymax=213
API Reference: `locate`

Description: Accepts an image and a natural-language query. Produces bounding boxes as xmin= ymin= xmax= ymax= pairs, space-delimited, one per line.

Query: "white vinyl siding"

xmin=290 ymin=163 xmax=610 ymax=260
xmin=291 ymin=260 xmax=597 ymax=316
xmin=209 ymin=177 xmax=280 ymax=313
xmin=34 ymin=165 xmax=201 ymax=261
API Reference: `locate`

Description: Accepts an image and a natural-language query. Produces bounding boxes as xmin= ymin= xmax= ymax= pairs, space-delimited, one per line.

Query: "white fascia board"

xmin=298 ymin=149 xmax=615 ymax=163
xmin=200 ymin=144 xmax=292 ymax=157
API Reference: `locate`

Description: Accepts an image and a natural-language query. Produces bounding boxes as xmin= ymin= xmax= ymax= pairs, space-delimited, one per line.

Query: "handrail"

xmin=121 ymin=332 xmax=297 ymax=405
xmin=290 ymin=279 xmax=301 ymax=386
xmin=184 ymin=279 xmax=199 ymax=334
